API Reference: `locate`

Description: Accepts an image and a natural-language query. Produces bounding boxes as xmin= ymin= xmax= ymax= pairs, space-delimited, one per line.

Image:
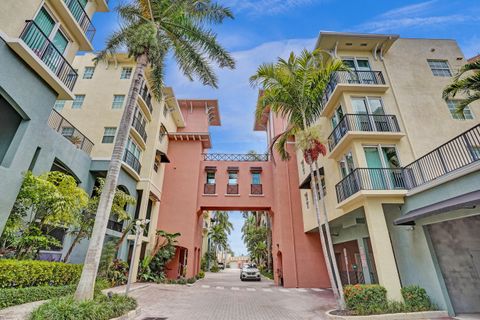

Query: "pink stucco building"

xmin=157 ymin=98 xmax=331 ymax=288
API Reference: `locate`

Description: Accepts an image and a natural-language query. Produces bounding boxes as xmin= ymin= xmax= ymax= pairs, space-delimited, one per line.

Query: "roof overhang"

xmin=299 ymin=168 xmax=325 ymax=189
xmin=162 ymin=87 xmax=186 ymax=128
xmin=168 ymin=132 xmax=212 ymax=149
xmin=177 ymin=99 xmax=221 ymax=126
xmin=394 ymin=190 xmax=480 ymax=225
xmin=315 ymin=31 xmax=399 ymax=57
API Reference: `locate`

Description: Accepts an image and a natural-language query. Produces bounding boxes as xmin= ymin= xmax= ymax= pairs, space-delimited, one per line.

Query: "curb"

xmin=110 ymin=307 xmax=142 ymax=320
xmin=326 ymin=310 xmax=449 ymax=320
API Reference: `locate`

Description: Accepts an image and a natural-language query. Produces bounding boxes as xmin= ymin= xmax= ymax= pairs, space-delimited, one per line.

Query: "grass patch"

xmin=260 ymin=270 xmax=274 ymax=280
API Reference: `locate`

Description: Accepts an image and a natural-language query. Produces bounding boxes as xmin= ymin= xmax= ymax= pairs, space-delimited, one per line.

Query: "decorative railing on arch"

xmin=202 ymin=153 xmax=269 ymax=162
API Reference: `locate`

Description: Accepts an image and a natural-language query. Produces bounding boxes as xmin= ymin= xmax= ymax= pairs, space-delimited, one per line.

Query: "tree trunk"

xmin=115 ymin=220 xmax=135 ymax=252
xmin=314 ymin=161 xmax=346 ymax=309
xmin=265 ymin=213 xmax=273 ymax=272
xmin=74 ymin=54 xmax=148 ymax=301
xmin=63 ymin=232 xmax=82 ymax=262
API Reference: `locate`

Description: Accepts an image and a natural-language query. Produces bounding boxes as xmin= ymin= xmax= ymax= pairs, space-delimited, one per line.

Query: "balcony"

xmin=203 ymin=153 xmax=269 ymax=161
xmin=321 ymin=71 xmax=388 ymax=117
xmin=328 ymin=114 xmax=403 ymax=157
xmin=404 ymin=124 xmax=480 ymax=189
xmin=48 ymin=109 xmax=94 ymax=155
xmin=138 ymin=84 xmax=153 ymax=116
xmin=64 ymin=0 xmax=96 ymax=41
xmin=123 ymin=150 xmax=141 ymax=175
xmin=226 ymin=184 xmax=239 ymax=195
xmin=335 ymin=168 xmax=407 ymax=204
xmin=251 ymin=184 xmax=263 ymax=195
xmin=204 ymin=183 xmax=216 ymax=195
xmin=11 ymin=20 xmax=78 ymax=98
xmin=131 ymin=116 xmax=148 ymax=142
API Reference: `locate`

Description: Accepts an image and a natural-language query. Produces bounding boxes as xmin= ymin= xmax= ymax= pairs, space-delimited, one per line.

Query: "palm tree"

xmin=250 ymin=49 xmax=347 ymax=309
xmin=75 ymin=0 xmax=235 ymax=301
xmin=443 ymin=59 xmax=480 ymax=114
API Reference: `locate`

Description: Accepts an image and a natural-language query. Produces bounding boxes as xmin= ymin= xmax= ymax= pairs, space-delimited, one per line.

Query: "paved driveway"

xmin=130 ymin=268 xmax=336 ymax=320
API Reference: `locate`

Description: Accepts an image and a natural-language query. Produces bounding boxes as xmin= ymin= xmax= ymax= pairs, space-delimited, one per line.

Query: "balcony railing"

xmin=203 ymin=153 xmax=269 ymax=161
xmin=336 ymin=168 xmax=407 ymax=203
xmin=64 ymin=0 xmax=96 ymax=41
xmin=227 ymin=184 xmax=239 ymax=195
xmin=251 ymin=184 xmax=263 ymax=195
xmin=123 ymin=150 xmax=141 ymax=174
xmin=107 ymin=219 xmax=123 ymax=232
xmin=404 ymin=124 xmax=480 ymax=188
xmin=321 ymin=70 xmax=386 ymax=108
xmin=204 ymin=183 xmax=216 ymax=194
xmin=139 ymin=84 xmax=153 ymax=114
xmin=328 ymin=114 xmax=401 ymax=151
xmin=132 ymin=116 xmax=148 ymax=142
xmin=47 ymin=109 xmax=94 ymax=155
xmin=20 ymin=20 xmax=78 ymax=90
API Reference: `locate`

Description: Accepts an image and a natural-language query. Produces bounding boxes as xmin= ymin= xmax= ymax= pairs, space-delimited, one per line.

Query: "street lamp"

xmin=125 ymin=219 xmax=149 ymax=296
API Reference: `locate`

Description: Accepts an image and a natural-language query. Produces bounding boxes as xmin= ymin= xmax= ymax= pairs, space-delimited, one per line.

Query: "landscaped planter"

xmin=326 ymin=309 xmax=449 ymax=320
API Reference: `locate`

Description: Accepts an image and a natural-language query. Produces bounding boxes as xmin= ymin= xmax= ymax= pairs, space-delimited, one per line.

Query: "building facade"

xmin=296 ymin=32 xmax=479 ymax=314
xmin=0 ymin=0 xmax=108 ymax=235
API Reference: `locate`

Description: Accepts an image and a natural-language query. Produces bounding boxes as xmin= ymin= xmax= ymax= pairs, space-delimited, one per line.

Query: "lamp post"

xmin=125 ymin=219 xmax=149 ymax=296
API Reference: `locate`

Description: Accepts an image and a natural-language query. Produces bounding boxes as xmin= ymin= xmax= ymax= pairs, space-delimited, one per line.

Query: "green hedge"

xmin=0 ymin=280 xmax=110 ymax=310
xmin=0 ymin=260 xmax=82 ymax=288
xmin=401 ymin=285 xmax=432 ymax=311
xmin=29 ymin=294 xmax=137 ymax=320
xmin=344 ymin=284 xmax=388 ymax=315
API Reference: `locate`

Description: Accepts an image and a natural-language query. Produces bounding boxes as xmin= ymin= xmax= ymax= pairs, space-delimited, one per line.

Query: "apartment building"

xmin=56 ymin=53 xmax=185 ymax=275
xmin=296 ymin=32 xmax=479 ymax=314
xmin=0 ymin=0 xmax=108 ymax=235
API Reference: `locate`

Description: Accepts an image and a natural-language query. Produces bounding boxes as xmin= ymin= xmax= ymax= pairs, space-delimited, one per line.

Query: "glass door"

xmin=351 ymin=97 xmax=385 ymax=131
xmin=364 ymin=146 xmax=386 ymax=189
xmin=364 ymin=146 xmax=401 ymax=189
xmin=29 ymin=8 xmax=55 ymax=54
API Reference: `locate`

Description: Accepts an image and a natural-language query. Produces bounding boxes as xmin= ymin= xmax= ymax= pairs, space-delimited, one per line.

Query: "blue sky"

xmin=91 ymin=0 xmax=480 ymax=255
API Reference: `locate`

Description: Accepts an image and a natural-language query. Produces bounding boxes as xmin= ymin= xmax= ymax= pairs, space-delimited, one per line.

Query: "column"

xmin=357 ymin=237 xmax=372 ymax=284
xmin=363 ymin=200 xmax=403 ymax=301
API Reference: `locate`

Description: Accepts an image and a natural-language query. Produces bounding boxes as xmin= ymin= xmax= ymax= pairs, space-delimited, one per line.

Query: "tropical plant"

xmin=75 ymin=0 xmax=235 ymax=301
xmin=443 ymin=59 xmax=480 ymax=114
xmin=241 ymin=211 xmax=271 ymax=270
xmin=250 ymin=49 xmax=348 ymax=309
xmin=208 ymin=211 xmax=232 ymax=266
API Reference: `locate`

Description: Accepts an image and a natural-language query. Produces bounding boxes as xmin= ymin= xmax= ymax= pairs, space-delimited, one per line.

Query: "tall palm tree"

xmin=250 ymin=49 xmax=347 ymax=309
xmin=75 ymin=0 xmax=235 ymax=301
xmin=443 ymin=59 xmax=480 ymax=114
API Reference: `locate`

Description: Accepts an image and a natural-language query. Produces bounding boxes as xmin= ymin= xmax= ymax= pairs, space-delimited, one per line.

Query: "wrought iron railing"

xmin=251 ymin=184 xmax=263 ymax=195
xmin=204 ymin=183 xmax=216 ymax=194
xmin=336 ymin=168 xmax=407 ymax=203
xmin=203 ymin=153 xmax=269 ymax=161
xmin=321 ymin=70 xmax=386 ymax=108
xmin=132 ymin=116 xmax=147 ymax=142
xmin=20 ymin=20 xmax=78 ymax=90
xmin=123 ymin=150 xmax=141 ymax=174
xmin=227 ymin=184 xmax=239 ymax=194
xmin=404 ymin=124 xmax=480 ymax=188
xmin=139 ymin=84 xmax=153 ymax=113
xmin=107 ymin=219 xmax=123 ymax=232
xmin=47 ymin=109 xmax=94 ymax=154
xmin=64 ymin=0 xmax=96 ymax=41
xmin=328 ymin=114 xmax=400 ymax=151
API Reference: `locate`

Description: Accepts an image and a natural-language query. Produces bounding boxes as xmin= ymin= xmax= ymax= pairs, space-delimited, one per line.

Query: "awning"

xmin=156 ymin=150 xmax=170 ymax=163
xmin=205 ymin=166 xmax=217 ymax=172
xmin=250 ymin=166 xmax=263 ymax=173
xmin=394 ymin=190 xmax=480 ymax=225
xmin=299 ymin=168 xmax=325 ymax=189
xmin=227 ymin=166 xmax=239 ymax=172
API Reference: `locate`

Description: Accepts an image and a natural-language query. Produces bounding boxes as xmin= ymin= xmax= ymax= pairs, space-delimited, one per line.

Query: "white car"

xmin=240 ymin=264 xmax=261 ymax=281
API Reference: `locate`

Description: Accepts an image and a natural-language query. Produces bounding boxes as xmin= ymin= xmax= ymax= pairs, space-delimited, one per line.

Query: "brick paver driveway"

xmin=130 ymin=268 xmax=336 ymax=320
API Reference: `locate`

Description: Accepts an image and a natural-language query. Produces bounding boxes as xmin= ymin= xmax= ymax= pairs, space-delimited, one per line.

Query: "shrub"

xmin=187 ymin=277 xmax=196 ymax=284
xmin=0 ymin=260 xmax=82 ymax=288
xmin=176 ymin=278 xmax=187 ymax=285
xmin=0 ymin=281 xmax=111 ymax=309
xmin=197 ymin=271 xmax=205 ymax=279
xmin=210 ymin=264 xmax=219 ymax=273
xmin=401 ymin=285 xmax=432 ymax=311
xmin=105 ymin=259 xmax=129 ymax=287
xmin=344 ymin=284 xmax=388 ymax=315
xmin=29 ymin=293 xmax=137 ymax=320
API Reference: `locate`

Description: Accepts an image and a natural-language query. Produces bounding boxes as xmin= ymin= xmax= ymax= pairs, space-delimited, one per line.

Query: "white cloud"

xmin=165 ymin=37 xmax=316 ymax=153
xmin=221 ymin=0 xmax=319 ymax=15
xmin=378 ymin=0 xmax=437 ymax=19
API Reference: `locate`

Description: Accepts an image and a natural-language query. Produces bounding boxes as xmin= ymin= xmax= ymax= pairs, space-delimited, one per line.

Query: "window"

xmin=159 ymin=124 xmax=168 ymax=142
xmin=112 ymin=95 xmax=125 ymax=109
xmin=446 ymin=100 xmax=474 ymax=120
xmin=72 ymin=95 xmax=85 ymax=109
xmin=331 ymin=105 xmax=345 ymax=128
xmin=251 ymin=172 xmax=261 ymax=184
xmin=316 ymin=176 xmax=327 ymax=197
xmin=53 ymin=100 xmax=65 ymax=111
xmin=83 ymin=67 xmax=95 ymax=79
xmin=61 ymin=127 xmax=74 ymax=137
xmin=206 ymin=171 xmax=216 ymax=184
xmin=300 ymin=160 xmax=305 ymax=175
xmin=342 ymin=58 xmax=371 ymax=71
xmin=126 ymin=137 xmax=141 ymax=159
xmin=339 ymin=152 xmax=355 ymax=178
xmin=163 ymin=105 xmax=168 ymax=117
xmin=102 ymin=127 xmax=116 ymax=143
xmin=120 ymin=67 xmax=132 ymax=79
xmin=304 ymin=193 xmax=310 ymax=209
xmin=228 ymin=171 xmax=238 ymax=184
xmin=428 ymin=60 xmax=452 ymax=77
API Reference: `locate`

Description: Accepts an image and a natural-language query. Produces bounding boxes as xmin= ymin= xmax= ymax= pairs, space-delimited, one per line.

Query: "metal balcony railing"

xmin=139 ymin=84 xmax=153 ymax=114
xmin=132 ymin=116 xmax=148 ymax=142
xmin=251 ymin=184 xmax=263 ymax=195
xmin=123 ymin=150 xmax=141 ymax=174
xmin=204 ymin=183 xmax=216 ymax=194
xmin=20 ymin=20 xmax=78 ymax=90
xmin=335 ymin=168 xmax=407 ymax=203
xmin=321 ymin=70 xmax=386 ymax=108
xmin=64 ymin=0 xmax=96 ymax=41
xmin=328 ymin=114 xmax=401 ymax=151
xmin=404 ymin=124 xmax=480 ymax=188
xmin=203 ymin=153 xmax=269 ymax=161
xmin=47 ymin=109 xmax=94 ymax=155
xmin=227 ymin=184 xmax=239 ymax=194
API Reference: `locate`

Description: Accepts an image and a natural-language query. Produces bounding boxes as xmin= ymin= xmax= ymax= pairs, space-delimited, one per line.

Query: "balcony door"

xmin=364 ymin=146 xmax=401 ymax=189
xmin=351 ymin=97 xmax=385 ymax=131
xmin=342 ymin=58 xmax=373 ymax=84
